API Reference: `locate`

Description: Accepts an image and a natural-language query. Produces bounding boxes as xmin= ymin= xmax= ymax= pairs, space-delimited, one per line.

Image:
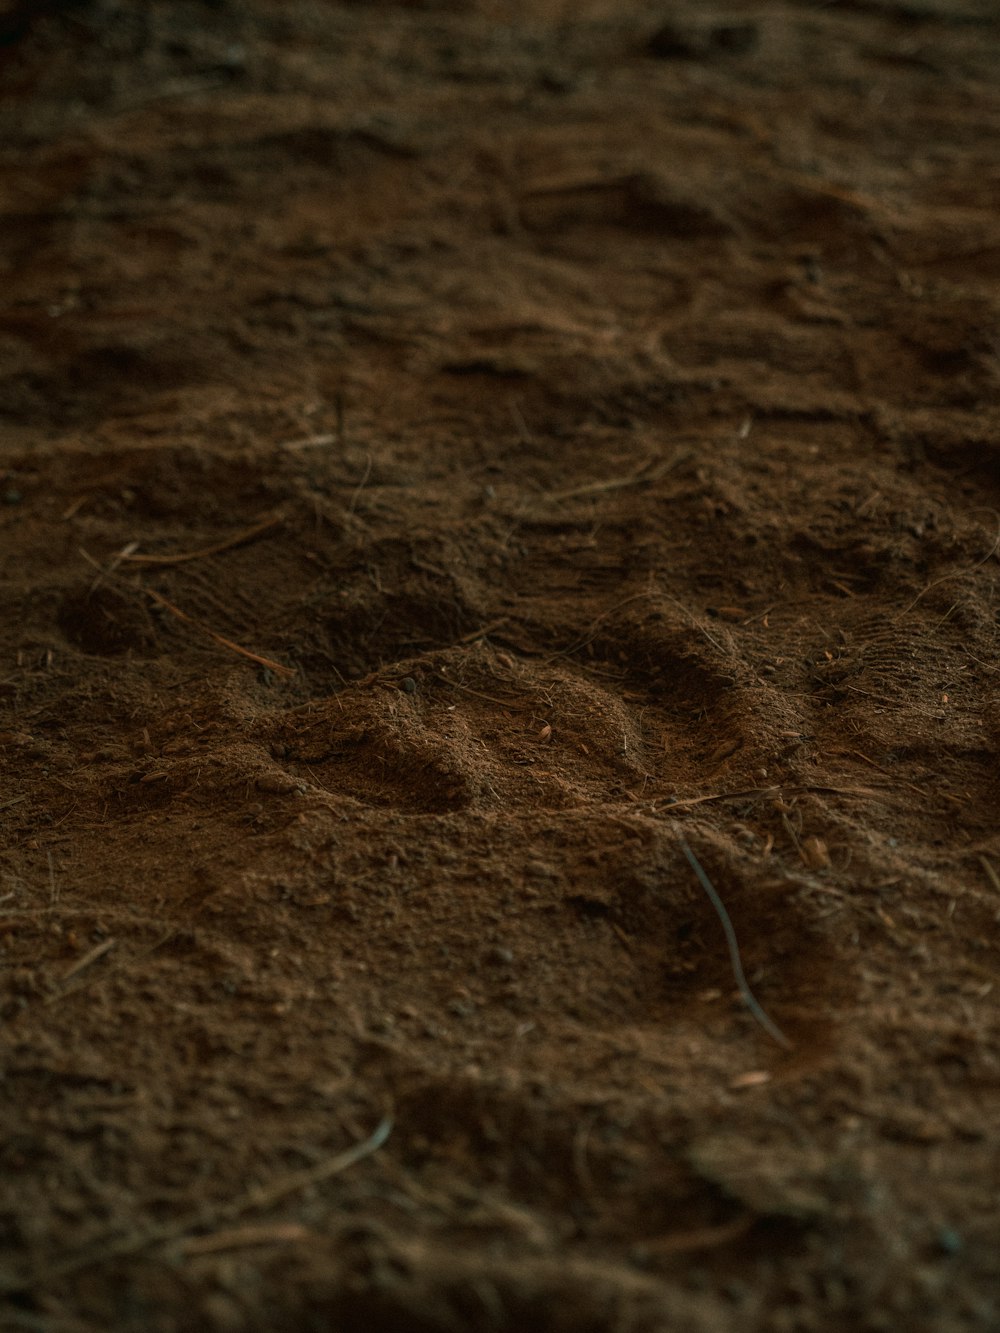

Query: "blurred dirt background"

xmin=1 ymin=1 xmax=999 ymax=1329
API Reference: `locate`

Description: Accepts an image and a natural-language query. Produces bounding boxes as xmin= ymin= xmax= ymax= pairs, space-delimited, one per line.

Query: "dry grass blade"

xmin=660 ymin=782 xmax=883 ymax=812
xmin=895 ymin=515 xmax=1000 ymax=619
xmin=58 ymin=938 xmax=115 ymax=984
xmin=678 ymin=837 xmax=792 ymax=1051
xmin=641 ymin=1214 xmax=753 ymax=1255
xmin=179 ymin=1222 xmax=311 ymax=1256
xmin=121 ymin=513 xmax=282 ymax=567
xmin=146 ymin=588 xmax=295 ymax=678
xmin=438 ymin=669 xmax=531 ymax=710
xmin=80 ymin=541 xmax=139 ymax=591
xmin=8 ymin=1117 xmax=392 ymax=1292
xmin=540 ymin=448 xmax=689 ymax=503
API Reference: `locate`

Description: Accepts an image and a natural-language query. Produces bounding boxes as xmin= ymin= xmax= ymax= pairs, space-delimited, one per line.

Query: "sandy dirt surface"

xmin=1 ymin=1 xmax=999 ymax=1329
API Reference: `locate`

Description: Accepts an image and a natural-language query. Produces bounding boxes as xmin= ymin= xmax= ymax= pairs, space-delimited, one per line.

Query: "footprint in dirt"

xmin=252 ymin=642 xmax=834 ymax=1081
xmin=266 ymin=642 xmax=663 ymax=815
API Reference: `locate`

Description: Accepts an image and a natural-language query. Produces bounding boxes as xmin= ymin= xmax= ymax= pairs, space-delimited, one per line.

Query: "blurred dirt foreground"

xmin=1 ymin=2 xmax=999 ymax=1329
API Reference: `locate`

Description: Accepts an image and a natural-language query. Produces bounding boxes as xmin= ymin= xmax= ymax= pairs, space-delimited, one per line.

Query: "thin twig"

xmin=438 ymin=670 xmax=531 ymax=711
xmin=81 ymin=542 xmax=139 ymax=592
xmin=545 ymin=589 xmax=659 ymax=664
xmin=9 ymin=1117 xmax=392 ymax=1292
xmin=120 ymin=514 xmax=282 ymax=567
xmin=179 ymin=1222 xmax=311 ymax=1256
xmin=539 ymin=449 xmax=688 ymax=503
xmin=658 ymin=782 xmax=881 ymax=812
xmin=657 ymin=591 xmax=729 ymax=654
xmin=843 ymin=683 xmax=947 ymax=719
xmin=347 ymin=454 xmax=373 ymax=515
xmin=456 ymin=618 xmax=510 ymax=644
xmin=661 ymin=785 xmax=782 ymax=811
xmin=895 ymin=516 xmax=1000 ymax=619
xmin=677 ymin=837 xmax=792 ymax=1050
xmin=550 ymin=584 xmax=729 ymax=664
xmin=641 ymin=1213 xmax=753 ymax=1254
xmin=779 ymin=810 xmax=804 ymax=863
xmin=278 ymin=433 xmax=337 ymax=450
xmin=828 ymin=746 xmax=965 ymax=805
xmin=50 ymin=938 xmax=115 ymax=991
xmin=146 ymin=589 xmax=295 ymax=679
xmin=965 ymin=650 xmax=1000 ymax=674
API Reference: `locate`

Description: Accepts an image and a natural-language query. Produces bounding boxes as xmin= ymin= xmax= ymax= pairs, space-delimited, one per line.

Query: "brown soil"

xmin=2 ymin=2 xmax=999 ymax=1329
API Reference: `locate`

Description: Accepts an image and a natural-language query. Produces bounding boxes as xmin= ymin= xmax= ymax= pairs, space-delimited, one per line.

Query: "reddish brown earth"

xmin=1 ymin=2 xmax=999 ymax=1329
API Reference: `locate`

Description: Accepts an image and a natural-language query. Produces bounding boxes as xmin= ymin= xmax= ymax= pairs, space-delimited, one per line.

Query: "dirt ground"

xmin=1 ymin=0 xmax=999 ymax=1328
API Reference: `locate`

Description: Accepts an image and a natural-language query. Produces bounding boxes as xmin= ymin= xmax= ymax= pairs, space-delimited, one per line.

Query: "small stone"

xmin=400 ymin=676 xmax=417 ymax=694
